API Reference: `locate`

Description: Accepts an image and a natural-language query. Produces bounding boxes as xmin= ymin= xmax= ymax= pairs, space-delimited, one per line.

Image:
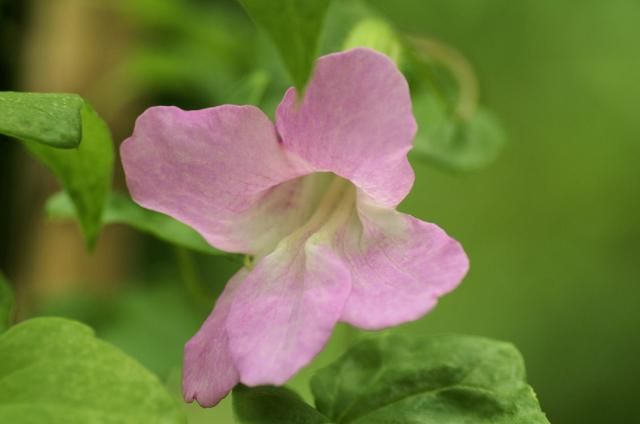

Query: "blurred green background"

xmin=1 ymin=0 xmax=638 ymax=423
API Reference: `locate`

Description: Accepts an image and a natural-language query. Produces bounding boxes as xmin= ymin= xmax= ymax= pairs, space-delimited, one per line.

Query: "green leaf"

xmin=37 ymin=281 xmax=204 ymax=379
xmin=0 ymin=317 xmax=185 ymax=423
xmin=238 ymin=0 xmax=331 ymax=92
xmin=311 ymin=334 xmax=549 ymax=424
xmin=0 ymin=92 xmax=114 ymax=247
xmin=402 ymin=37 xmax=506 ymax=172
xmin=0 ymin=273 xmax=13 ymax=333
xmin=411 ymin=91 xmax=507 ymax=171
xmin=46 ymin=191 xmax=224 ymax=255
xmin=233 ymin=385 xmax=331 ymax=424
xmin=0 ymin=92 xmax=83 ymax=148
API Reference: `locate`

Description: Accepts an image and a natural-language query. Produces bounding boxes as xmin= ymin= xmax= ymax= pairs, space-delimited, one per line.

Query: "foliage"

xmin=0 ymin=316 xmax=185 ymax=423
xmin=233 ymin=385 xmax=331 ymax=424
xmin=402 ymin=38 xmax=505 ymax=172
xmin=0 ymin=92 xmax=83 ymax=148
xmin=234 ymin=334 xmax=548 ymax=424
xmin=37 ymin=281 xmax=205 ymax=380
xmin=238 ymin=0 xmax=331 ymax=92
xmin=47 ymin=191 xmax=224 ymax=256
xmin=0 ymin=93 xmax=113 ymax=247
xmin=411 ymin=91 xmax=506 ymax=171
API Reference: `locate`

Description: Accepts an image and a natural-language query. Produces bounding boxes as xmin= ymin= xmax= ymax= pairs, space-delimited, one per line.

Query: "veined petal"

xmin=276 ymin=48 xmax=417 ymax=208
xmin=182 ymin=269 xmax=248 ymax=407
xmin=226 ymin=235 xmax=351 ymax=386
xmin=121 ymin=105 xmax=311 ymax=255
xmin=337 ymin=192 xmax=469 ymax=329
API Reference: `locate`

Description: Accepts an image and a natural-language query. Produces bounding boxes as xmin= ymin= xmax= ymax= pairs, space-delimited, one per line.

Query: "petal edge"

xmin=226 ymin=237 xmax=351 ymax=386
xmin=276 ymin=48 xmax=417 ymax=208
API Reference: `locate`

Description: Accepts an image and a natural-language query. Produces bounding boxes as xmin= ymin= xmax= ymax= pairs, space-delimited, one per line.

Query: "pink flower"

xmin=121 ymin=48 xmax=469 ymax=407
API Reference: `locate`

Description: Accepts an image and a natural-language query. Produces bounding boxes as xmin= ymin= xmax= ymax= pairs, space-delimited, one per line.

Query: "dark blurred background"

xmin=1 ymin=1 xmax=639 ymax=423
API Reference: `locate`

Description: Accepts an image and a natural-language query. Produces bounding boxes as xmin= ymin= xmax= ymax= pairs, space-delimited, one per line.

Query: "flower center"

xmin=285 ymin=173 xmax=356 ymax=247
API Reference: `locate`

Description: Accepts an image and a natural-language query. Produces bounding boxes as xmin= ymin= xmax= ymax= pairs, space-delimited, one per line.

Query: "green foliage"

xmin=412 ymin=91 xmax=506 ymax=171
xmin=46 ymin=191 xmax=224 ymax=255
xmin=0 ymin=317 xmax=185 ymax=423
xmin=343 ymin=18 xmax=402 ymax=65
xmin=234 ymin=334 xmax=548 ymax=424
xmin=0 ymin=273 xmax=13 ymax=333
xmin=403 ymin=38 xmax=506 ymax=172
xmin=319 ymin=0 xmax=374 ymax=54
xmin=0 ymin=92 xmax=83 ymax=148
xmin=0 ymin=92 xmax=114 ymax=247
xmin=312 ymin=334 xmax=549 ymax=423
xmin=238 ymin=0 xmax=331 ymax=92
xmin=37 ymin=282 xmax=204 ymax=379
xmin=233 ymin=385 xmax=331 ymax=424
xmin=224 ymin=70 xmax=271 ymax=106
xmin=114 ymin=0 xmax=252 ymax=108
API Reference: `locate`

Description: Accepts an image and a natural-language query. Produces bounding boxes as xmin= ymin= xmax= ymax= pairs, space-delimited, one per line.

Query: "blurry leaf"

xmin=403 ymin=37 xmax=506 ymax=172
xmin=412 ymin=91 xmax=506 ymax=171
xmin=0 ymin=317 xmax=185 ymax=423
xmin=311 ymin=334 xmax=549 ymax=424
xmin=121 ymin=44 xmax=239 ymax=106
xmin=36 ymin=293 xmax=117 ymax=333
xmin=47 ymin=191 xmax=224 ymax=256
xmin=0 ymin=92 xmax=83 ymax=148
xmin=343 ymin=18 xmax=402 ymax=64
xmin=0 ymin=92 xmax=114 ymax=247
xmin=238 ymin=0 xmax=331 ymax=92
xmin=233 ymin=385 xmax=331 ymax=424
xmin=320 ymin=0 xmax=373 ymax=54
xmin=97 ymin=283 xmax=203 ymax=379
xmin=113 ymin=0 xmax=252 ymax=107
xmin=223 ymin=70 xmax=270 ymax=105
xmin=0 ymin=273 xmax=13 ymax=333
xmin=116 ymin=0 xmax=247 ymax=56
xmin=39 ymin=283 xmax=204 ymax=379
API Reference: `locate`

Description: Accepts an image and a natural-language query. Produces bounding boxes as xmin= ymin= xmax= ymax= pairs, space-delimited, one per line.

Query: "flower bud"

xmin=343 ymin=18 xmax=403 ymax=66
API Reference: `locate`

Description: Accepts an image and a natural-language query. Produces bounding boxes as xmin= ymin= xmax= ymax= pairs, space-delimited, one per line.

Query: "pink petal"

xmin=226 ymin=237 xmax=351 ymax=386
xmin=182 ymin=269 xmax=248 ymax=407
xmin=276 ymin=48 xmax=417 ymax=208
xmin=337 ymin=192 xmax=469 ymax=330
xmin=121 ymin=105 xmax=310 ymax=255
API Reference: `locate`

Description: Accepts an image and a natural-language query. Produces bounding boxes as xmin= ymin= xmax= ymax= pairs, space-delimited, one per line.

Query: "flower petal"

xmin=182 ymin=269 xmax=248 ymax=407
xmin=121 ymin=105 xmax=310 ymax=255
xmin=337 ymin=192 xmax=469 ymax=330
xmin=276 ymin=48 xmax=417 ymax=208
xmin=226 ymin=236 xmax=351 ymax=386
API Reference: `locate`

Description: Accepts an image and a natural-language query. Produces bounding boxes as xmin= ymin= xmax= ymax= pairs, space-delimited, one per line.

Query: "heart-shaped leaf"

xmin=311 ymin=334 xmax=549 ymax=424
xmin=0 ymin=317 xmax=185 ymax=424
